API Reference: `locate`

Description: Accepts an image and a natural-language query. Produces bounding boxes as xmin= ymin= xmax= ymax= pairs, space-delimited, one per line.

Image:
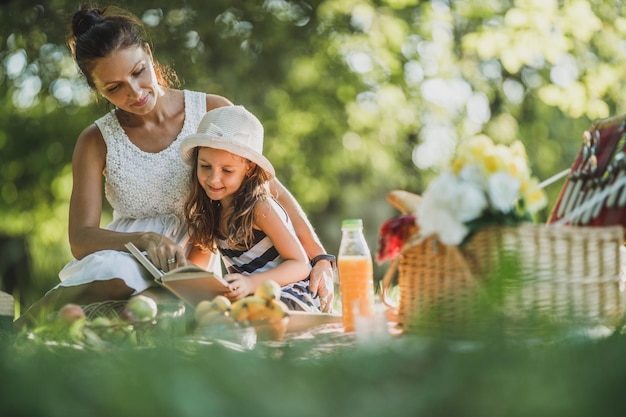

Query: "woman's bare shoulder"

xmin=205 ymin=94 xmax=234 ymax=110
xmin=73 ymin=123 xmax=106 ymax=160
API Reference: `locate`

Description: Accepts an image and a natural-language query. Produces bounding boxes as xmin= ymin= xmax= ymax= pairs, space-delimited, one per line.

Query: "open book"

xmin=125 ymin=242 xmax=230 ymax=308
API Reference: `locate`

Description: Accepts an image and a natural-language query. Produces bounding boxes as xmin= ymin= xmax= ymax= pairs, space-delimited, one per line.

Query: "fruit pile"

xmin=28 ymin=281 xmax=291 ymax=348
xmin=41 ymin=295 xmax=165 ymax=347
xmin=194 ymin=279 xmax=290 ymax=342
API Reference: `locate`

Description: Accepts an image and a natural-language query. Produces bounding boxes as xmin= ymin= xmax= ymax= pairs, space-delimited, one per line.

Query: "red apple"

xmin=57 ymin=303 xmax=86 ymax=324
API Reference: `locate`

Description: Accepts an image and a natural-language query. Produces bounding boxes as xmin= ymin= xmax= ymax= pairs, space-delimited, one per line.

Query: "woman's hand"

xmin=141 ymin=232 xmax=187 ymax=272
xmin=309 ymin=261 xmax=335 ymax=313
xmin=223 ymin=273 xmax=254 ymax=301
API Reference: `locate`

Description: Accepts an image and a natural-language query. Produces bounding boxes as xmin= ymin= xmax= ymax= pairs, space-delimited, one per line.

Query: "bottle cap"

xmin=341 ymin=219 xmax=363 ymax=228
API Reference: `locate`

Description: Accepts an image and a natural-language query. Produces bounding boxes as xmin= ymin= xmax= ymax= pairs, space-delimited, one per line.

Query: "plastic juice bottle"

xmin=337 ymin=219 xmax=375 ymax=332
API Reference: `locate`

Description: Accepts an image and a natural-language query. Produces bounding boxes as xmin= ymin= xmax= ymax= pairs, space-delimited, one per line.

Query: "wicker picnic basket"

xmin=381 ymin=223 xmax=626 ymax=335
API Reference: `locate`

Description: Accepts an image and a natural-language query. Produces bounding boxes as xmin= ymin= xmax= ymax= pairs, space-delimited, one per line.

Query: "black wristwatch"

xmin=310 ymin=254 xmax=336 ymax=270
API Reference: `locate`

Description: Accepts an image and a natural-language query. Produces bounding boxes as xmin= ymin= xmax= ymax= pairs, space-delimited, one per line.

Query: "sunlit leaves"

xmin=459 ymin=0 xmax=623 ymax=126
xmin=4 ymin=0 xmax=626 ymax=294
xmin=538 ymin=82 xmax=610 ymax=120
xmin=286 ymin=57 xmax=322 ymax=90
xmin=215 ymin=8 xmax=254 ymax=39
xmin=559 ymin=0 xmax=602 ymax=43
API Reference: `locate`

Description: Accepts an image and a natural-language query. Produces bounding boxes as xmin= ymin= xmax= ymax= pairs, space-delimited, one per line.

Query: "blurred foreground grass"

xmin=1 ymin=321 xmax=626 ymax=417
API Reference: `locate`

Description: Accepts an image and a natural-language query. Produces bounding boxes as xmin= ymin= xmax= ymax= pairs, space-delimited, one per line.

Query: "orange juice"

xmin=338 ymin=255 xmax=375 ymax=332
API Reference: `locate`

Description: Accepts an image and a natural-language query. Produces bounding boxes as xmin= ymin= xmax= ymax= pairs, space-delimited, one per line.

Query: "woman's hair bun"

xmin=71 ymin=6 xmax=105 ymax=38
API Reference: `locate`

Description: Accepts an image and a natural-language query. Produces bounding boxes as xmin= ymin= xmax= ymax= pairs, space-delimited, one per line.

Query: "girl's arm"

xmin=225 ymin=199 xmax=311 ymax=298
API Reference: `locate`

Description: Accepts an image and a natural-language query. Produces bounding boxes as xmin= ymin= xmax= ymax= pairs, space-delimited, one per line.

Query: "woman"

xmin=17 ymin=5 xmax=333 ymax=326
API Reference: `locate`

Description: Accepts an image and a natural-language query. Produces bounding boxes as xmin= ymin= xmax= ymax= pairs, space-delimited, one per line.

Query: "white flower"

xmin=487 ymin=171 xmax=521 ymax=213
xmin=454 ymin=180 xmax=488 ymax=222
xmin=426 ymin=209 xmax=469 ymax=246
xmin=424 ymin=171 xmax=457 ymax=203
xmin=458 ymin=163 xmax=488 ymax=189
xmin=417 ymin=171 xmax=481 ymax=245
xmin=417 ymin=197 xmax=469 ymax=246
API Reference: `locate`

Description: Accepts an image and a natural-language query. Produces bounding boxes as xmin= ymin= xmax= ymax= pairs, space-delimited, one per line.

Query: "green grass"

xmin=5 ymin=252 xmax=625 ymax=417
xmin=1 ymin=318 xmax=626 ymax=417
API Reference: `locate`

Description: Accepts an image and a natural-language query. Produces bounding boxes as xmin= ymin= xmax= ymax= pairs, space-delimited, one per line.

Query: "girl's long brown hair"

xmin=183 ymin=148 xmax=273 ymax=252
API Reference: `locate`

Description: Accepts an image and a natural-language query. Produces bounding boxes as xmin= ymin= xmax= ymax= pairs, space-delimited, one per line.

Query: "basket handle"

xmin=380 ymin=257 xmax=400 ymax=309
xmin=379 ymin=231 xmax=423 ymax=310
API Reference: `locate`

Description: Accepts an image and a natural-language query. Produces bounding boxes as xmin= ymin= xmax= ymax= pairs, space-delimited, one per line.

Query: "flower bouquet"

xmin=377 ymin=135 xmax=547 ymax=263
xmin=416 ymin=135 xmax=547 ymax=246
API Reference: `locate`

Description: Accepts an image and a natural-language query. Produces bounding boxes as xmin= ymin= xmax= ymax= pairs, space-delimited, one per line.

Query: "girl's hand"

xmin=223 ymin=273 xmax=254 ymax=301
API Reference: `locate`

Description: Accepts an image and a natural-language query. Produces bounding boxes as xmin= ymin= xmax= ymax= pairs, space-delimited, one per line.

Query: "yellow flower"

xmin=452 ymin=158 xmax=466 ymax=174
xmin=521 ymin=177 xmax=548 ymax=213
xmin=510 ymin=140 xmax=528 ymax=160
xmin=456 ymin=135 xmax=494 ymax=167
xmin=508 ymin=154 xmax=530 ymax=180
xmin=482 ymin=146 xmax=501 ymax=174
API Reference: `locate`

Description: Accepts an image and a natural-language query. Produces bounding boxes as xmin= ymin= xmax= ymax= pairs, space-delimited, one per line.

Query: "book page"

xmin=125 ymin=242 xmax=162 ymax=280
xmin=162 ymin=265 xmax=210 ymax=276
xmin=160 ymin=268 xmax=227 ymax=285
xmin=160 ymin=275 xmax=230 ymax=307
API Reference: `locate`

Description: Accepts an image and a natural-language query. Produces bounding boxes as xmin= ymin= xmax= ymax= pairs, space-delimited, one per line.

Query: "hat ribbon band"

xmin=205 ymin=123 xmax=253 ymax=147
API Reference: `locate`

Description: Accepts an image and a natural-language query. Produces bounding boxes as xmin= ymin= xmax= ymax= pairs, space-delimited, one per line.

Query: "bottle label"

xmin=337 ymin=255 xmax=374 ymax=332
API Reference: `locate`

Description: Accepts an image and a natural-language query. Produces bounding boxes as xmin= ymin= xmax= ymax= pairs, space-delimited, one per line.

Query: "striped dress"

xmin=217 ymin=199 xmax=321 ymax=312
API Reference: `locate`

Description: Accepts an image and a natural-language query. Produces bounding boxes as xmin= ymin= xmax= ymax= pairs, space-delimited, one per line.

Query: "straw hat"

xmin=180 ymin=105 xmax=275 ymax=178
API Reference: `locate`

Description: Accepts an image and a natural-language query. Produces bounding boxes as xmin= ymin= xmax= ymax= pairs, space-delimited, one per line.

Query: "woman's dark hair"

xmin=68 ymin=4 xmax=179 ymax=89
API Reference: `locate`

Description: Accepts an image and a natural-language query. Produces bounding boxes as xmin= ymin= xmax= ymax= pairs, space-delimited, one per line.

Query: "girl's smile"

xmin=196 ymin=147 xmax=252 ymax=205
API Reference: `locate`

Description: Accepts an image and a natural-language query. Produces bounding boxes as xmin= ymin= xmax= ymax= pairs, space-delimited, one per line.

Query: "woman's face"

xmin=91 ymin=45 xmax=162 ymax=115
xmin=196 ymin=147 xmax=253 ymax=206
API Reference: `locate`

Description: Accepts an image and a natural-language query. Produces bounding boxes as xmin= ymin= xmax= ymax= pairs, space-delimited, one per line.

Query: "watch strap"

xmin=310 ymin=254 xmax=336 ymax=270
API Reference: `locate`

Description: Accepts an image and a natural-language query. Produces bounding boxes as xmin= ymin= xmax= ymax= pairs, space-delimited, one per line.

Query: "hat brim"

xmin=180 ymin=134 xmax=275 ymax=178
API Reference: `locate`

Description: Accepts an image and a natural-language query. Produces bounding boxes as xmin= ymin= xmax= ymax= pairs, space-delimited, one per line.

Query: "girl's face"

xmin=196 ymin=147 xmax=253 ymax=206
xmin=91 ymin=45 xmax=162 ymax=115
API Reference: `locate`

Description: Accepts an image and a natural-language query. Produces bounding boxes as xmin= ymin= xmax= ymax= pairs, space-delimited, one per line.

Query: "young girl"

xmin=180 ymin=106 xmax=321 ymax=312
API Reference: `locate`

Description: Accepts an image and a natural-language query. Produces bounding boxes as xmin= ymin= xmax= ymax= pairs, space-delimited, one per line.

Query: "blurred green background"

xmin=2 ymin=0 xmax=625 ymax=310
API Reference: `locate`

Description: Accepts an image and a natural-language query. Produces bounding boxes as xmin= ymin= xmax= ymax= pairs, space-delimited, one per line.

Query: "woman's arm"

xmin=268 ymin=178 xmax=334 ymax=311
xmin=268 ymin=178 xmax=326 ymax=258
xmin=67 ymin=125 xmax=185 ymax=271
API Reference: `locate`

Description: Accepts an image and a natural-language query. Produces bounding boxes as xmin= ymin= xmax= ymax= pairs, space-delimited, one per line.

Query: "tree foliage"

xmin=2 ymin=0 xmax=625 ymax=302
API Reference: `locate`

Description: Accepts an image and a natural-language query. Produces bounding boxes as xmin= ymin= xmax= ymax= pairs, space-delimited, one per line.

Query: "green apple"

xmin=120 ymin=295 xmax=158 ymax=321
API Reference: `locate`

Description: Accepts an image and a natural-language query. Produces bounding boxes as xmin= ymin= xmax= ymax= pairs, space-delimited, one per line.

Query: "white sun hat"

xmin=179 ymin=105 xmax=275 ymax=178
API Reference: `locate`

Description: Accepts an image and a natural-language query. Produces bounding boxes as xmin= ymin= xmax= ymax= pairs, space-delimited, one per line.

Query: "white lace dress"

xmin=55 ymin=90 xmax=218 ymax=294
